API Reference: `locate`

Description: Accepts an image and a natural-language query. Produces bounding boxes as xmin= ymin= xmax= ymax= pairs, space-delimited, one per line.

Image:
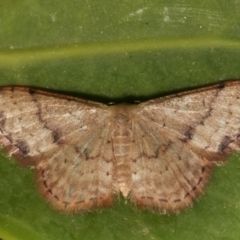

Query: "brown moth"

xmin=0 ymin=81 xmax=239 ymax=213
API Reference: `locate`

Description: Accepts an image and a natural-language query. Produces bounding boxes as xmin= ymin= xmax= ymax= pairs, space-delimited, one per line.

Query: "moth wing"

xmin=129 ymin=81 xmax=240 ymax=212
xmin=0 ymin=87 xmax=115 ymax=211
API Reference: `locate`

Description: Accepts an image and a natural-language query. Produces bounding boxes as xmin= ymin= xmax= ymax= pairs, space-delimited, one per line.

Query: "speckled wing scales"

xmin=130 ymin=118 xmax=212 ymax=212
xmin=1 ymin=81 xmax=240 ymax=214
xmin=130 ymin=81 xmax=240 ymax=212
xmin=36 ymin=127 xmax=115 ymax=212
xmin=0 ymin=87 xmax=115 ymax=211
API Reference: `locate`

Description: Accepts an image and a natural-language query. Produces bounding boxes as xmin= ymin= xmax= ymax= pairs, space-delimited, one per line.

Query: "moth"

xmin=0 ymin=81 xmax=239 ymax=213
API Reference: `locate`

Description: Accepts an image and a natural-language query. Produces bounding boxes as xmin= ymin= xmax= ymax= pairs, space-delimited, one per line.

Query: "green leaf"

xmin=1 ymin=1 xmax=240 ymax=240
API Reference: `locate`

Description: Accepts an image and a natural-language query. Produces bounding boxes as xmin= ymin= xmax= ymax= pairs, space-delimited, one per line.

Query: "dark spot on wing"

xmin=0 ymin=111 xmax=6 ymax=128
xmin=52 ymin=130 xmax=61 ymax=143
xmin=83 ymin=148 xmax=91 ymax=160
xmin=15 ymin=140 xmax=29 ymax=155
xmin=5 ymin=134 xmax=13 ymax=143
xmin=159 ymin=199 xmax=168 ymax=202
xmin=218 ymin=135 xmax=234 ymax=153
xmin=217 ymin=82 xmax=225 ymax=89
xmin=43 ymin=180 xmax=48 ymax=188
xmin=28 ymin=88 xmax=36 ymax=95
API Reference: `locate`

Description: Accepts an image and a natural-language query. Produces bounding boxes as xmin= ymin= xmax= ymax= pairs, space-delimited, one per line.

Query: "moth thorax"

xmin=112 ymin=114 xmax=132 ymax=157
xmin=112 ymin=112 xmax=132 ymax=197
